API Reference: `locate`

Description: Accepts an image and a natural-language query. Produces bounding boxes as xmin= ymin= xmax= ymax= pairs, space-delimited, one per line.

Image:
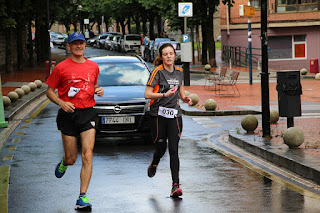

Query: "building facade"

xmin=220 ymin=0 xmax=320 ymax=72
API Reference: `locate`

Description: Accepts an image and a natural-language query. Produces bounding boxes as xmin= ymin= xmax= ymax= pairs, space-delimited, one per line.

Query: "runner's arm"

xmin=179 ymin=85 xmax=192 ymax=105
xmin=145 ymin=85 xmax=176 ymax=99
xmin=46 ymin=86 xmax=75 ymax=113
xmin=94 ymin=84 xmax=104 ymax=97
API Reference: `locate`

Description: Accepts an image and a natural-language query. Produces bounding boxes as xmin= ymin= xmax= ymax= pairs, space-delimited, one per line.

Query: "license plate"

xmin=102 ymin=116 xmax=135 ymax=124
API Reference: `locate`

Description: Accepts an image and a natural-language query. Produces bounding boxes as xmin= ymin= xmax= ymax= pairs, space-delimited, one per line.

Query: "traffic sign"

xmin=182 ymin=34 xmax=189 ymax=42
xmin=239 ymin=5 xmax=255 ymax=17
xmin=178 ymin=2 xmax=193 ymax=17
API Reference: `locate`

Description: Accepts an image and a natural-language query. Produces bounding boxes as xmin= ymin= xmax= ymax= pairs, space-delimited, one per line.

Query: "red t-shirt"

xmin=46 ymin=58 xmax=99 ymax=109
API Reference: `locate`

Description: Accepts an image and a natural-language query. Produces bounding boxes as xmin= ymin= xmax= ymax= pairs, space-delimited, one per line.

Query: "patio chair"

xmin=215 ymin=71 xmax=240 ymax=97
xmin=204 ymin=67 xmax=227 ymax=90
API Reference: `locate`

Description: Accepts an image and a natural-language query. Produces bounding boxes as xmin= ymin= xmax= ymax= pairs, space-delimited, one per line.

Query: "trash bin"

xmin=310 ymin=58 xmax=319 ymax=73
xmin=45 ymin=61 xmax=56 ymax=79
xmin=276 ymin=71 xmax=302 ymax=118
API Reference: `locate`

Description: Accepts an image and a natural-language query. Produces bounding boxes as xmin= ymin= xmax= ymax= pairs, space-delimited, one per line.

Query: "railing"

xmin=222 ymin=45 xmax=261 ymax=68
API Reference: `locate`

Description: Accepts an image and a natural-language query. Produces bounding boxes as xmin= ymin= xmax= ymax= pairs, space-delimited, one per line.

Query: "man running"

xmin=46 ymin=32 xmax=104 ymax=211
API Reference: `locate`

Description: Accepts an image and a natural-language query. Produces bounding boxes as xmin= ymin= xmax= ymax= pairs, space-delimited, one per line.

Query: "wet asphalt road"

xmin=2 ymin=101 xmax=320 ymax=212
xmin=1 ymin=47 xmax=320 ymax=212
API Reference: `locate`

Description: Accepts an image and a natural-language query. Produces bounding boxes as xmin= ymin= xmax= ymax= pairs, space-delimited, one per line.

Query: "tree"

xmin=2 ymin=0 xmax=17 ymax=73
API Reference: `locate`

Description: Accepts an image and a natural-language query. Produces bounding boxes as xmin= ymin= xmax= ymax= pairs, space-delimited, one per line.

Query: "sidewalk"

xmin=2 ymin=51 xmax=320 ymax=185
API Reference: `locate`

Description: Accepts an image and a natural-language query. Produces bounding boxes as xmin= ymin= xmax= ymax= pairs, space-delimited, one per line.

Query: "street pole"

xmin=47 ymin=0 xmax=51 ymax=78
xmin=248 ymin=1 xmax=252 ymax=85
xmin=183 ymin=17 xmax=190 ymax=86
xmin=260 ymin=0 xmax=271 ymax=137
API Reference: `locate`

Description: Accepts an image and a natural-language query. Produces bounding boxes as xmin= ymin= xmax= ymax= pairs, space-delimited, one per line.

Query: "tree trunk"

xmin=17 ymin=19 xmax=24 ymax=71
xmin=35 ymin=16 xmax=40 ymax=64
xmin=207 ymin=4 xmax=216 ymax=67
xmin=127 ymin=17 xmax=131 ymax=34
xmin=196 ymin=25 xmax=201 ymax=63
xmin=5 ymin=29 xmax=14 ymax=73
xmin=39 ymin=24 xmax=49 ymax=63
xmin=119 ymin=19 xmax=126 ymax=35
xmin=191 ymin=25 xmax=195 ymax=65
xmin=149 ymin=13 xmax=155 ymax=40
xmin=142 ymin=13 xmax=147 ymax=35
xmin=28 ymin=20 xmax=35 ymax=67
xmin=157 ymin=15 xmax=162 ymax=37
xmin=73 ymin=21 xmax=78 ymax=33
xmin=134 ymin=17 xmax=140 ymax=34
xmin=201 ymin=20 xmax=208 ymax=65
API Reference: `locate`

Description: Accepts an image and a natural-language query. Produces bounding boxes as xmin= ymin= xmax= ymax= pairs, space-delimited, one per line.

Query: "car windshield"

xmin=126 ymin=35 xmax=140 ymax=40
xmin=155 ymin=38 xmax=171 ymax=45
xmin=97 ymin=62 xmax=149 ymax=86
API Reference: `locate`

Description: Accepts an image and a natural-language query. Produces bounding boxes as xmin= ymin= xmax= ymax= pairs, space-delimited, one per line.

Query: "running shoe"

xmin=75 ymin=195 xmax=92 ymax=211
xmin=147 ymin=163 xmax=157 ymax=178
xmin=55 ymin=159 xmax=68 ymax=178
xmin=170 ymin=183 xmax=183 ymax=197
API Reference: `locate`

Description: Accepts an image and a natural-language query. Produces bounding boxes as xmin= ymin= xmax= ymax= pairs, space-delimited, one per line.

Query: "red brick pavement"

xmin=185 ymin=79 xmax=320 ymax=157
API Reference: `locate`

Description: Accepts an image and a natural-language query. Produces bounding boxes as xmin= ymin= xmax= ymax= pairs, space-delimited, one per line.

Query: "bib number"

xmin=158 ymin=106 xmax=178 ymax=118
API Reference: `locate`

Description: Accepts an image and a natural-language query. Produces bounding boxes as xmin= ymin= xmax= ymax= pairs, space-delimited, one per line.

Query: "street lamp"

xmin=77 ymin=4 xmax=83 ymax=33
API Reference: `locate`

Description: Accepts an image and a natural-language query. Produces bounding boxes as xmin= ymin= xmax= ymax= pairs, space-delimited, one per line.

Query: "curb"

xmin=180 ymin=102 xmax=261 ymax=116
xmin=228 ymin=130 xmax=320 ymax=185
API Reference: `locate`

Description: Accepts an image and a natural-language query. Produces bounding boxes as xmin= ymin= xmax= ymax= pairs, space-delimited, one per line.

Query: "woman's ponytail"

xmin=153 ymin=56 xmax=163 ymax=66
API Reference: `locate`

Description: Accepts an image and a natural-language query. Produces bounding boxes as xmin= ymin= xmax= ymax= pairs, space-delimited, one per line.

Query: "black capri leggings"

xmin=150 ymin=115 xmax=183 ymax=184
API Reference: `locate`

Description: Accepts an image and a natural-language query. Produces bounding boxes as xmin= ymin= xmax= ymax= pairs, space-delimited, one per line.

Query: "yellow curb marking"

xmin=10 ymin=138 xmax=21 ymax=143
xmin=0 ymin=166 xmax=9 ymax=213
xmin=8 ymin=146 xmax=16 ymax=151
xmin=20 ymin=126 xmax=29 ymax=129
xmin=0 ymin=99 xmax=50 ymax=213
xmin=3 ymin=155 xmax=13 ymax=161
xmin=29 ymin=99 xmax=50 ymax=119
xmin=16 ymin=132 xmax=24 ymax=135
xmin=24 ymin=119 xmax=32 ymax=123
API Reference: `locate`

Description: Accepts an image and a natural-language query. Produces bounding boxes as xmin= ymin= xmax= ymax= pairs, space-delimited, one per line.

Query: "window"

xmin=250 ymin=0 xmax=260 ymax=7
xmin=268 ymin=35 xmax=306 ymax=60
xmin=277 ymin=0 xmax=319 ymax=12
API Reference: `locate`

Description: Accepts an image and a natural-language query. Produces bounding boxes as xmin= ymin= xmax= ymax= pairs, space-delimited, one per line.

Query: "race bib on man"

xmin=158 ymin=106 xmax=178 ymax=118
xmin=68 ymin=87 xmax=80 ymax=97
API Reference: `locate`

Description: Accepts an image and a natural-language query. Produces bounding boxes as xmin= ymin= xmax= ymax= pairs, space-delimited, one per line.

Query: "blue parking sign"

xmin=183 ymin=34 xmax=189 ymax=42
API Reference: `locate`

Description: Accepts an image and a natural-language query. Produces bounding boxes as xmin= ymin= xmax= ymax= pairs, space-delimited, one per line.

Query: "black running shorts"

xmin=56 ymin=107 xmax=99 ymax=137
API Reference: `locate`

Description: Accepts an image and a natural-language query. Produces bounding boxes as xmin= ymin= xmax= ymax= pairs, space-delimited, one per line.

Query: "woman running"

xmin=145 ymin=43 xmax=192 ymax=197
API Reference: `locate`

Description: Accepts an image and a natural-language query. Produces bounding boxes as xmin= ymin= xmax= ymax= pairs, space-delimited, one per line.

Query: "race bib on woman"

xmin=158 ymin=106 xmax=178 ymax=118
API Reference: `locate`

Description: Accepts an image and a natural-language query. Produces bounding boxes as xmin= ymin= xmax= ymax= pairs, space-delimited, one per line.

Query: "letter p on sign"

xmin=183 ymin=34 xmax=189 ymax=42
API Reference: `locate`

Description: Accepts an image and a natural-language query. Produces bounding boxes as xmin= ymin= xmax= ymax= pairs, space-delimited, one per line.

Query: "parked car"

xmin=151 ymin=38 xmax=175 ymax=61
xmin=90 ymin=55 xmax=151 ymax=141
xmin=111 ymin=35 xmax=122 ymax=51
xmin=96 ymin=33 xmax=111 ymax=49
xmin=155 ymin=41 xmax=181 ymax=64
xmin=104 ymin=35 xmax=114 ymax=50
xmin=120 ymin=34 xmax=141 ymax=53
xmin=50 ymin=33 xmax=65 ymax=46
xmin=144 ymin=40 xmax=154 ymax=62
xmin=87 ymin=35 xmax=99 ymax=46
